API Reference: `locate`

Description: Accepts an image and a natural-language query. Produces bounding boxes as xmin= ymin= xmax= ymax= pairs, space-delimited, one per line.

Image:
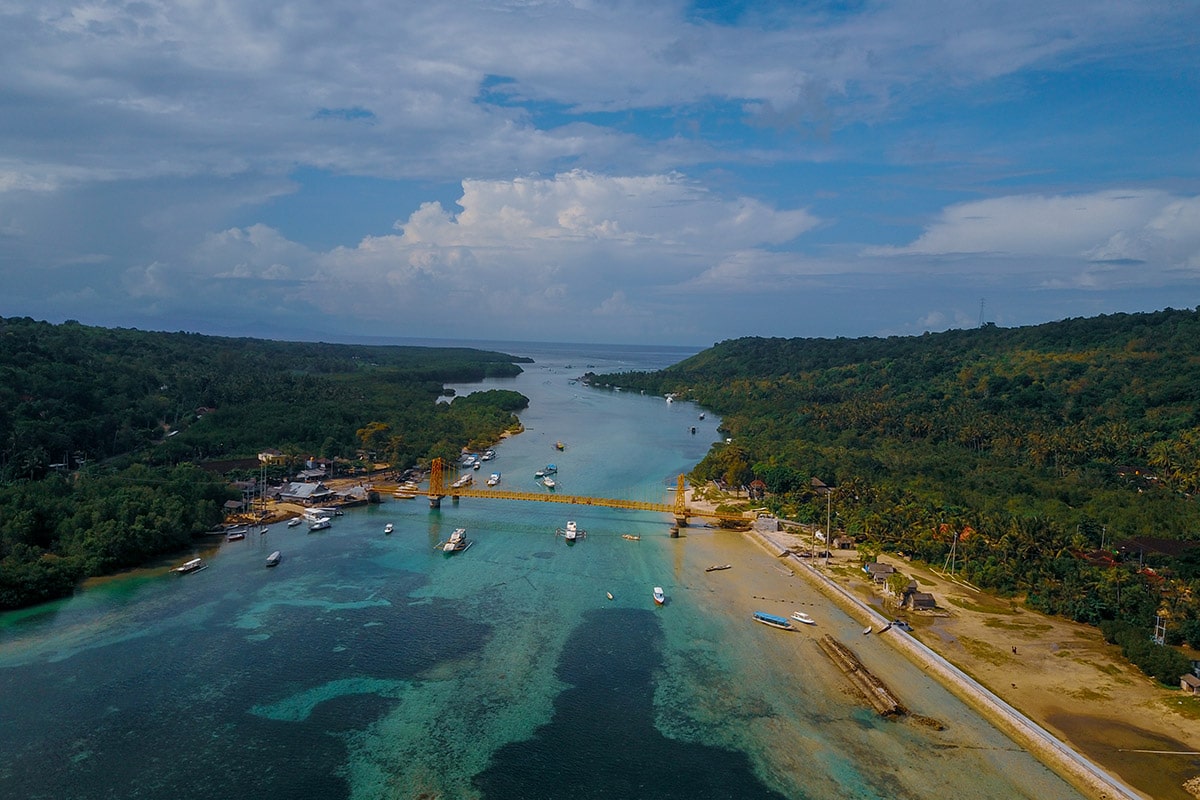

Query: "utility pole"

xmin=825 ymin=488 xmax=832 ymax=566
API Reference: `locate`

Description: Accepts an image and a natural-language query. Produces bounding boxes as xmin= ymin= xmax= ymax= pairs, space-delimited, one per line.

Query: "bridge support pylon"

xmin=673 ymin=474 xmax=689 ymax=528
xmin=428 ymin=457 xmax=447 ymax=509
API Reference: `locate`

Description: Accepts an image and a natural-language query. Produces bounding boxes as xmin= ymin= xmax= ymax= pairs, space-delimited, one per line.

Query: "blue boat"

xmin=753 ymin=611 xmax=794 ymax=630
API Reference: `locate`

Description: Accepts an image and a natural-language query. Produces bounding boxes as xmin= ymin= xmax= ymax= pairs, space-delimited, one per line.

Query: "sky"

xmin=1 ymin=0 xmax=1197 ymax=347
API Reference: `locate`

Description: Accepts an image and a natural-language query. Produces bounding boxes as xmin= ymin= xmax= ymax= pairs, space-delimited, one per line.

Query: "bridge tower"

xmin=428 ymin=457 xmax=446 ymax=508
xmin=673 ymin=474 xmax=688 ymax=527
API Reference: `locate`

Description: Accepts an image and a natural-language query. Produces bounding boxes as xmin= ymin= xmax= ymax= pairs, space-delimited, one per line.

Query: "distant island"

xmin=0 ymin=316 xmax=531 ymax=609
xmin=590 ymin=307 xmax=1200 ymax=685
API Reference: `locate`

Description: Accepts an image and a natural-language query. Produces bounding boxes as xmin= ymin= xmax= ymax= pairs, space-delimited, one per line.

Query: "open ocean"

xmin=0 ymin=341 xmax=1090 ymax=799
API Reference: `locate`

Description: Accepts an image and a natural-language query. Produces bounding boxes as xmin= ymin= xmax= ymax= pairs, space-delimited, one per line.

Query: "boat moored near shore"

xmin=754 ymin=611 xmax=794 ymax=630
xmin=173 ymin=557 xmax=207 ymax=574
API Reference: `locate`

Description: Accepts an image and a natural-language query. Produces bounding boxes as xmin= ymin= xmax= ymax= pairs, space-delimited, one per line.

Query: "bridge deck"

xmin=376 ymin=484 xmax=745 ymax=520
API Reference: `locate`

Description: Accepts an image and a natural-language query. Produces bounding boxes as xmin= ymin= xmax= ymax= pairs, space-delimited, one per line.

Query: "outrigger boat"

xmin=557 ymin=520 xmax=585 ymax=541
xmin=621 ymin=534 xmax=640 ymax=541
xmin=754 ymin=611 xmax=793 ymax=630
xmin=438 ymin=528 xmax=472 ymax=554
xmin=705 ymin=564 xmax=731 ymax=572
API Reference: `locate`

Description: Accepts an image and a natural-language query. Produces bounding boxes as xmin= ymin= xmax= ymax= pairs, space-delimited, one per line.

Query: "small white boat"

xmin=173 ymin=557 xmax=207 ymax=574
xmin=266 ymin=551 xmax=282 ymax=567
xmin=481 ymin=449 xmax=496 ymax=461
xmin=226 ymin=529 xmax=246 ymax=541
xmin=705 ymin=564 xmax=731 ymax=572
xmin=487 ymin=472 xmax=501 ymax=486
xmin=791 ymin=611 xmax=816 ymax=626
xmin=287 ymin=518 xmax=302 ymax=528
xmin=258 ymin=526 xmax=269 ymax=535
xmin=606 ymin=591 xmax=614 ymax=601
xmin=754 ymin=611 xmax=793 ymax=630
xmin=542 ymin=476 xmax=556 ymax=489
xmin=565 ymin=520 xmax=577 ymax=540
xmin=384 ymin=523 xmax=394 ymax=535
xmin=309 ymin=518 xmax=331 ymax=532
xmin=621 ymin=534 xmax=640 ymax=541
xmin=653 ymin=586 xmax=665 ymax=606
xmin=862 ymin=625 xmax=873 ymax=635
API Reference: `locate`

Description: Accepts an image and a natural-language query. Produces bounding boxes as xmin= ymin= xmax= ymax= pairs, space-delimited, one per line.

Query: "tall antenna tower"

xmin=978 ymin=298 xmax=986 ymax=327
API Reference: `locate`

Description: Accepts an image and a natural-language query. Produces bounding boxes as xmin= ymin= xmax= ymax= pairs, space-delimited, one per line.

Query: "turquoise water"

xmin=0 ymin=342 xmax=1089 ymax=799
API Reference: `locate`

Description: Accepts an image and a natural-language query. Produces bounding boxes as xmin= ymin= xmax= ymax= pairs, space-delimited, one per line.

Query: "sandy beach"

xmin=672 ymin=493 xmax=1200 ymax=800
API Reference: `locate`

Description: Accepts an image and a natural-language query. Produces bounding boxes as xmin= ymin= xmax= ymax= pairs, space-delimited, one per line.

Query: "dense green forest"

xmin=591 ymin=308 xmax=1200 ymax=684
xmin=0 ymin=316 xmax=531 ymax=609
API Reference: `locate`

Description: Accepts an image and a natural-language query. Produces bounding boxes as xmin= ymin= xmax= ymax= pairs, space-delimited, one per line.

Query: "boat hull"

xmin=754 ymin=612 xmax=794 ymax=630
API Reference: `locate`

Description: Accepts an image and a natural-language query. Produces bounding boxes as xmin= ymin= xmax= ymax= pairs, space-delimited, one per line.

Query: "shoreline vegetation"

xmin=0 ymin=316 xmax=532 ymax=610
xmin=680 ymin=489 xmax=1199 ymax=800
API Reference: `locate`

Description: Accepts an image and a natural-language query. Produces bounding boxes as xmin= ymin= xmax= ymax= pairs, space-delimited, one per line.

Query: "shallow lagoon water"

xmin=0 ymin=342 xmax=1090 ymax=799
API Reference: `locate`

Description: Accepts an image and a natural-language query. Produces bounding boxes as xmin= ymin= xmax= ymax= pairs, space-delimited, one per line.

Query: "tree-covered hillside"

xmin=591 ymin=308 xmax=1200 ymax=682
xmin=0 ymin=317 xmax=532 ymax=609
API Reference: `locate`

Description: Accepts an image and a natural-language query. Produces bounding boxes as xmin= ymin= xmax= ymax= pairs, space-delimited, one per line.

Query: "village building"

xmin=864 ymin=562 xmax=896 ymax=583
xmin=276 ymin=481 xmax=335 ymax=505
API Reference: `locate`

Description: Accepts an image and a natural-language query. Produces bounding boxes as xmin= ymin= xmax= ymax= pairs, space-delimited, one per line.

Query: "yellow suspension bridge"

xmin=377 ymin=458 xmax=749 ymax=526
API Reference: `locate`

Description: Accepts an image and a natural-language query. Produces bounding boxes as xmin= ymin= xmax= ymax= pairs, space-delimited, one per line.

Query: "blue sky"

xmin=0 ymin=1 xmax=1197 ymax=346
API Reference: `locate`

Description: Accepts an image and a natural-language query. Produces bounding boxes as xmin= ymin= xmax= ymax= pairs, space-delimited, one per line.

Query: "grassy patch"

xmin=1068 ymin=687 xmax=1110 ymax=702
xmin=958 ymin=636 xmax=1011 ymax=667
xmin=1160 ymin=695 xmax=1200 ymax=720
xmin=982 ymin=618 xmax=1053 ymax=637
xmin=946 ymin=596 xmax=1014 ymax=615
